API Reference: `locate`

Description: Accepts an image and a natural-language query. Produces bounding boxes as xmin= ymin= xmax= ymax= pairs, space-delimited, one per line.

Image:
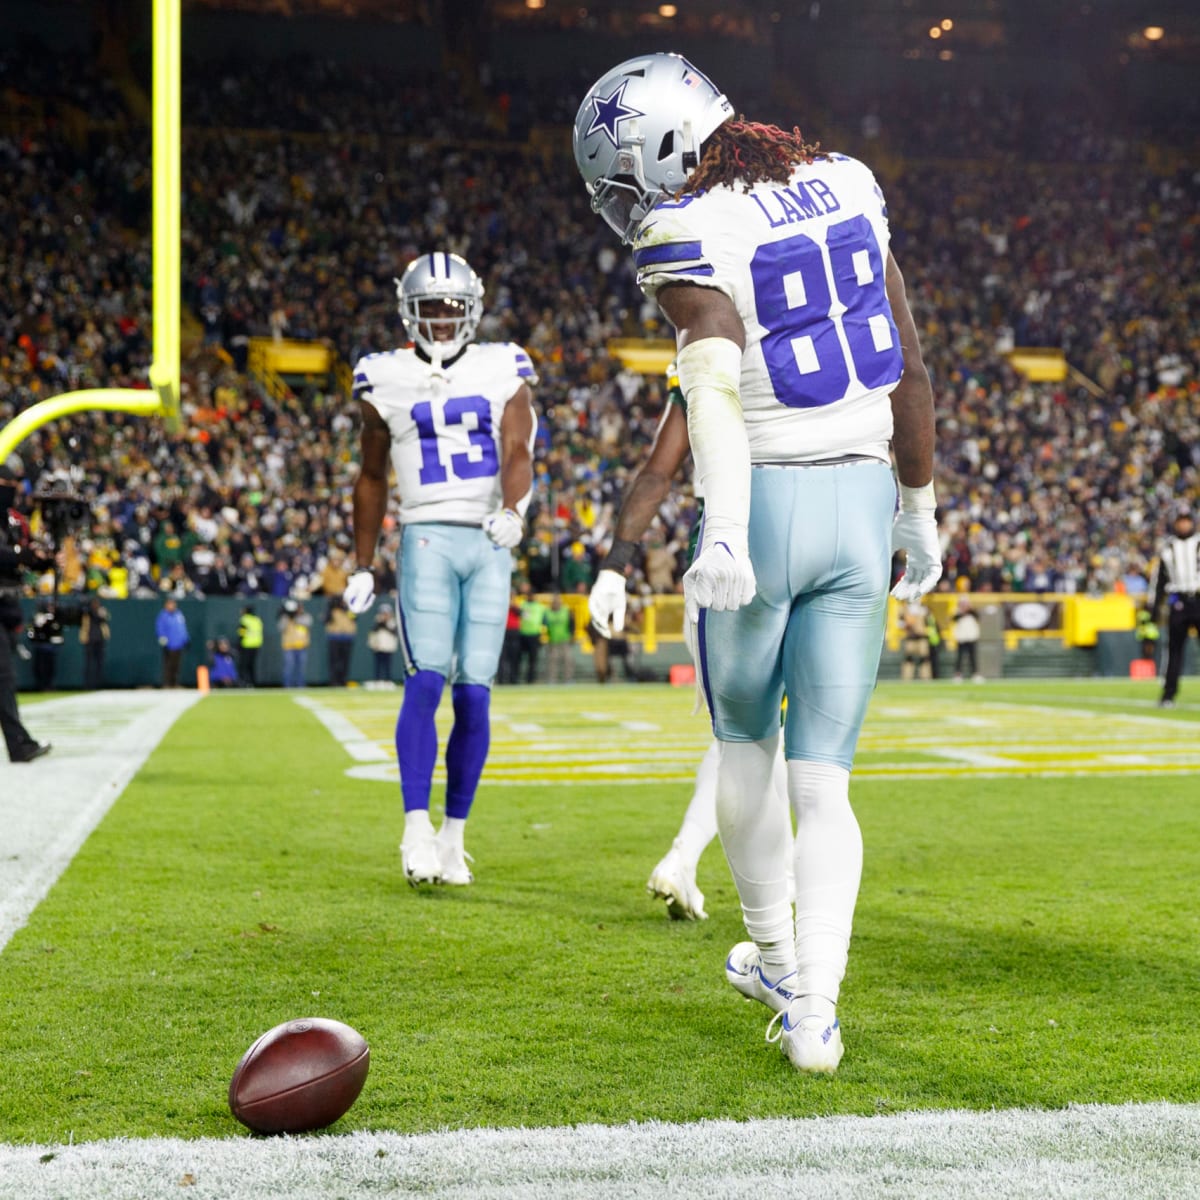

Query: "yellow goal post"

xmin=0 ymin=0 xmax=181 ymax=465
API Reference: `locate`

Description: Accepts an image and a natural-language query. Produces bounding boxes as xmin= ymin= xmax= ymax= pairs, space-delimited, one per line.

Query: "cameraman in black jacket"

xmin=0 ymin=465 xmax=54 ymax=762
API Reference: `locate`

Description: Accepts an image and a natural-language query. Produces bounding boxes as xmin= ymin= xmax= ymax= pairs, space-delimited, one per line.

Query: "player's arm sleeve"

xmin=351 ymin=358 xmax=374 ymax=404
xmin=632 ymin=211 xmax=733 ymax=302
xmin=654 ymin=283 xmax=748 ymax=558
xmin=511 ymin=344 xmax=539 ymax=388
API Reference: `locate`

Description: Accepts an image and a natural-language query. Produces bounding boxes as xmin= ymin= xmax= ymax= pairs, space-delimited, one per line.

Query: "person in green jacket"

xmin=237 ymin=604 xmax=264 ymax=687
xmin=925 ymin=603 xmax=943 ymax=680
xmin=544 ymin=591 xmax=576 ymax=684
xmin=1135 ymin=606 xmax=1160 ymax=668
xmin=516 ymin=588 xmax=549 ymax=683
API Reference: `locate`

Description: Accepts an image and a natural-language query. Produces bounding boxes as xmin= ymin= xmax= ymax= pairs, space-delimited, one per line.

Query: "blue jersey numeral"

xmin=412 ymin=395 xmax=498 ymax=484
xmin=749 ymin=216 xmax=902 ymax=408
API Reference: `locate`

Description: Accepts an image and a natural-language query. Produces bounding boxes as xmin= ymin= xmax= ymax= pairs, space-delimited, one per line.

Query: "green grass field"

xmin=1 ymin=680 xmax=1198 ymax=1146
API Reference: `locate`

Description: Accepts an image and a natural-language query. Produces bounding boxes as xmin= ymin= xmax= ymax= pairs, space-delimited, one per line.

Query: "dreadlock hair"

xmin=679 ymin=119 xmax=828 ymax=197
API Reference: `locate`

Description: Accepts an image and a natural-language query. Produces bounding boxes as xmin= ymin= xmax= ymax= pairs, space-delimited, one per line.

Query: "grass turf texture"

xmin=0 ymin=680 xmax=1197 ymax=1143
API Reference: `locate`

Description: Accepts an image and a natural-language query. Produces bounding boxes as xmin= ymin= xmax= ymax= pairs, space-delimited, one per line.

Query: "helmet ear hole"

xmin=657 ymin=131 xmax=674 ymax=161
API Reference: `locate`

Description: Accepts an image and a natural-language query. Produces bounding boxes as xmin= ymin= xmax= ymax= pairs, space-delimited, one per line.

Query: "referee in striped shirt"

xmin=1152 ymin=504 xmax=1200 ymax=708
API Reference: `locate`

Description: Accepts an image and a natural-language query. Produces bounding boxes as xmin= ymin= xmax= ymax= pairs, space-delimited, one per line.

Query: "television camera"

xmin=0 ymin=478 xmax=94 ymax=646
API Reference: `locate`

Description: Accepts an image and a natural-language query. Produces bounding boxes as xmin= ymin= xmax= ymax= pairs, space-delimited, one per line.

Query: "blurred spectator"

xmin=208 ymin=637 xmax=239 ymax=688
xmin=324 ymin=595 xmax=357 ymax=686
xmin=28 ymin=601 xmax=61 ymax=691
xmin=952 ymin=599 xmax=983 ymax=683
xmin=900 ymin=603 xmax=932 ymax=682
xmin=79 ymin=597 xmax=111 ymax=689
xmin=925 ymin=604 xmax=943 ymax=680
xmin=498 ymin=590 xmax=522 ymax=685
xmin=1135 ymin=606 xmax=1160 ymax=666
xmin=278 ymin=598 xmax=312 ymax=689
xmin=543 ymin=591 xmax=575 ymax=684
xmin=367 ymin=606 xmax=399 ymax=685
xmin=516 ymin=587 xmax=548 ymax=683
xmin=237 ymin=603 xmax=263 ymax=686
xmin=155 ymin=596 xmax=190 ymax=688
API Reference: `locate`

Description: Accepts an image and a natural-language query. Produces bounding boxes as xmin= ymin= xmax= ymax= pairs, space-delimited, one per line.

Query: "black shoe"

xmin=12 ymin=742 xmax=51 ymax=763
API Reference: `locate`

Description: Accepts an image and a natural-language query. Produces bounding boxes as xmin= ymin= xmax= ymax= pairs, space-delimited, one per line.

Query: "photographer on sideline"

xmin=0 ymin=462 xmax=53 ymax=762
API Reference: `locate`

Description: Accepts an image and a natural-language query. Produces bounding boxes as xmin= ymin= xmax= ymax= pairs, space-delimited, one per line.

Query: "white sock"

xmin=771 ymin=742 xmax=788 ymax=805
xmin=773 ymin=743 xmax=796 ymax=900
xmin=437 ymin=816 xmax=466 ymax=853
xmin=674 ymin=740 xmax=720 ymax=869
xmin=402 ymin=808 xmax=434 ymax=843
xmin=716 ymin=735 xmax=795 ymax=980
xmin=789 ymin=760 xmax=861 ymax=1006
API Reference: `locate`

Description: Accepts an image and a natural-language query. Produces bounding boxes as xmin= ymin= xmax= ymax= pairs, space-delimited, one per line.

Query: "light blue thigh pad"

xmin=397 ymin=524 xmax=513 ymax=685
xmin=696 ymin=461 xmax=896 ymax=768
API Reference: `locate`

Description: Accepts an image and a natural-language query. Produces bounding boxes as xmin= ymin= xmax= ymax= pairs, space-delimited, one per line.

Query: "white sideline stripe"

xmin=292 ymin=696 xmax=390 ymax=760
xmin=0 ymin=692 xmax=200 ymax=954
xmin=2 ymin=1102 xmax=1199 ymax=1199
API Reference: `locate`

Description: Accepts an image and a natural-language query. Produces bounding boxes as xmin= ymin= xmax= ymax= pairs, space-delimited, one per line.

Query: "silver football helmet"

xmin=395 ymin=252 xmax=484 ymax=360
xmin=573 ymin=53 xmax=733 ymax=243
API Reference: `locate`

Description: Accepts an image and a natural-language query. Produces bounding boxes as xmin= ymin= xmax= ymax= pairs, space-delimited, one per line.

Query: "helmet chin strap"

xmin=681 ymin=119 xmax=699 ymax=172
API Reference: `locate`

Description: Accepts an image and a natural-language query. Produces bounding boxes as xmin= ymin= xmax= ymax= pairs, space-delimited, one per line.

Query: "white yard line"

xmin=2 ymin=1102 xmax=1199 ymax=1199
xmin=0 ymin=692 xmax=200 ymax=954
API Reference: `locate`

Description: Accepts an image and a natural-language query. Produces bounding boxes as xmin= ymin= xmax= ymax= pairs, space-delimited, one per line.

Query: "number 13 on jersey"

xmin=411 ymin=394 xmax=499 ymax=484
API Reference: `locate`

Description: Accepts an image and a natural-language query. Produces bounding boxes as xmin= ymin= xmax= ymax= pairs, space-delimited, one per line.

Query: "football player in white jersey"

xmin=575 ymin=54 xmax=941 ymax=1072
xmin=344 ymin=252 xmax=537 ymax=887
xmin=589 ymin=363 xmax=789 ymax=923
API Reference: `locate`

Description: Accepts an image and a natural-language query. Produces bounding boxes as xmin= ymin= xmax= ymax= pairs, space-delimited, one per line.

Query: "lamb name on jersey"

xmin=633 ymin=154 xmax=902 ymax=465
xmin=353 ymin=342 xmax=537 ymax=526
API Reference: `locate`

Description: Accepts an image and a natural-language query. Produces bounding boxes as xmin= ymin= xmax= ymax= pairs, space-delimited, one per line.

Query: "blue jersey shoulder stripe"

xmin=643 ymin=264 xmax=715 ymax=278
xmin=634 ymin=240 xmax=704 ymax=268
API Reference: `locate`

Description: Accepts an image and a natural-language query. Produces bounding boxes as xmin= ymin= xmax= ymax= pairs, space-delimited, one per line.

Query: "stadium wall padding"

xmin=11 ymin=597 xmax=1196 ymax=691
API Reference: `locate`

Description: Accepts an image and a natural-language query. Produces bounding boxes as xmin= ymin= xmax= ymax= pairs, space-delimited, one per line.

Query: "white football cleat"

xmin=646 ymin=843 xmax=707 ymax=920
xmin=766 ymin=1000 xmax=844 ymax=1074
xmin=725 ymin=942 xmax=799 ymax=1014
xmin=436 ymin=838 xmax=475 ymax=887
xmin=400 ymin=827 xmax=441 ymax=886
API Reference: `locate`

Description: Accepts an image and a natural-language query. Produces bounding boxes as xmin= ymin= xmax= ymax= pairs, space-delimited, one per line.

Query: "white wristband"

xmin=898 ymin=482 xmax=937 ymax=513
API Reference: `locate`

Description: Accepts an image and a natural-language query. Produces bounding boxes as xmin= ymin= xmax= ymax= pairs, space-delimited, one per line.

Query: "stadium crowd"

xmin=1 ymin=49 xmax=1197 ymax=610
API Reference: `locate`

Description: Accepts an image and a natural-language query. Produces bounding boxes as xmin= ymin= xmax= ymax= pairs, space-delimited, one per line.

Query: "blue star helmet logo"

xmin=586 ymin=79 xmax=645 ymax=150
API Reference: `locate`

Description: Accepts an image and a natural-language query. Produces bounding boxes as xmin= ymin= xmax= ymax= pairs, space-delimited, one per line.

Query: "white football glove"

xmin=588 ymin=568 xmax=628 ymax=638
xmin=483 ymin=507 xmax=524 ymax=549
xmin=343 ymin=569 xmax=376 ymax=615
xmin=890 ymin=511 xmax=943 ymax=602
xmin=683 ymin=541 xmax=757 ymax=625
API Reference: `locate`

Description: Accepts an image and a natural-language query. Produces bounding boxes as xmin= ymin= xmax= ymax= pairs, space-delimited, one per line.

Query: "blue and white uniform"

xmin=353 ymin=343 xmax=537 ymax=685
xmin=635 ymin=155 xmax=902 ymax=766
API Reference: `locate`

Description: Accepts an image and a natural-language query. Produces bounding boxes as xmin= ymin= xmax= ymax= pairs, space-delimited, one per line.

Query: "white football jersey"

xmin=634 ymin=154 xmax=902 ymax=465
xmin=352 ymin=342 xmax=537 ymax=525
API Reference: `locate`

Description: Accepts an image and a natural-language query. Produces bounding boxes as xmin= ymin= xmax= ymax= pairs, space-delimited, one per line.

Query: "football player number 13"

xmin=750 ymin=214 xmax=903 ymax=409
xmin=411 ymin=395 xmax=499 ymax=484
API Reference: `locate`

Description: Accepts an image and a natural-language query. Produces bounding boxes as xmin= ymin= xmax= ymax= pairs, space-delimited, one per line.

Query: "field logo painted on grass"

xmin=301 ymin=688 xmax=1200 ymax=787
